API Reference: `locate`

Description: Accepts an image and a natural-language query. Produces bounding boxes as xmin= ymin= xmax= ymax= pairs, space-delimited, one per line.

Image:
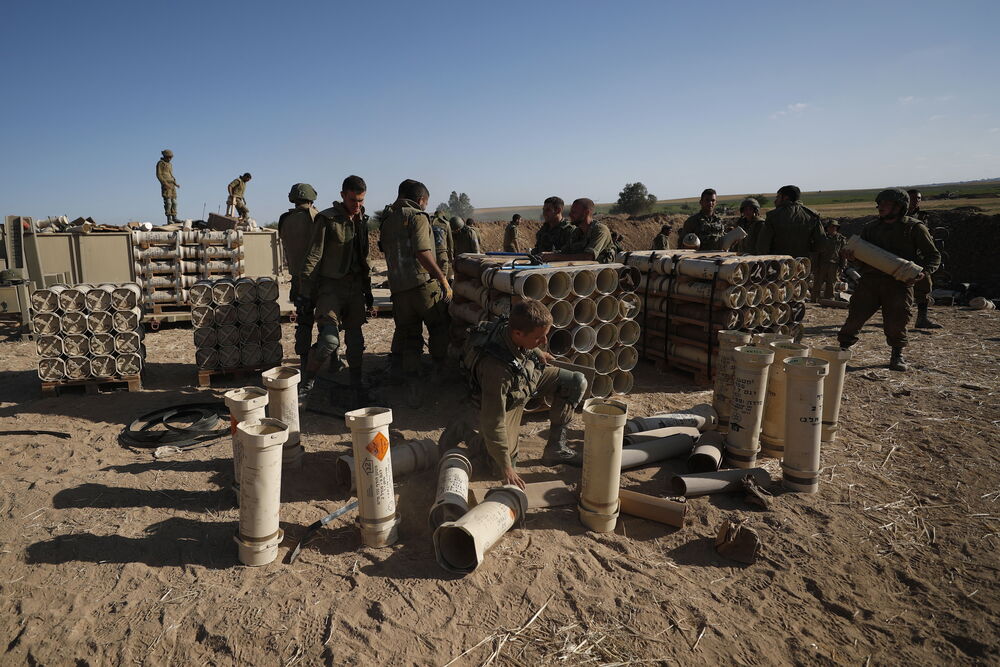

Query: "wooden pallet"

xmin=197 ymin=364 xmax=280 ymax=388
xmin=41 ymin=375 xmax=142 ymax=397
xmin=651 ymin=356 xmax=712 ymax=386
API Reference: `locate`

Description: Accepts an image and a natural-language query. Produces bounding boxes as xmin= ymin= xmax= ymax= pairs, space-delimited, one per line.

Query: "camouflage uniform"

xmin=278 ymin=203 xmax=318 ymax=357
xmin=503 ymin=223 xmax=522 ymax=253
xmin=734 ymin=217 xmax=763 ymax=254
xmin=754 ymin=201 xmax=825 ymax=258
xmin=814 ymin=232 xmax=846 ymax=300
xmin=299 ymin=201 xmax=372 ymax=379
xmin=444 ymin=321 xmax=586 ymax=475
xmin=533 ymin=219 xmax=574 ymax=253
xmin=652 ymin=233 xmax=672 ymax=251
xmin=680 ymin=212 xmax=725 ymax=251
xmin=227 ymin=178 xmax=250 ymax=220
xmin=380 ymin=199 xmax=449 ymax=375
xmin=430 ymin=211 xmax=456 ymax=280
xmin=453 ymin=225 xmax=481 ymax=256
xmin=909 ymin=210 xmax=934 ymax=308
xmin=156 ymin=158 xmax=177 ymax=221
xmin=562 ymin=221 xmax=615 ymax=263
xmin=837 ymin=216 xmax=940 ymax=350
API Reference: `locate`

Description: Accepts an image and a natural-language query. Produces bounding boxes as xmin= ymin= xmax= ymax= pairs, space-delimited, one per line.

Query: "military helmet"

xmin=740 ymin=197 xmax=760 ymax=212
xmin=288 ymin=183 xmax=317 ymax=202
xmin=161 ymin=149 xmax=173 ymax=158
xmin=1 ymin=268 xmax=26 ymax=283
xmin=450 ymin=216 xmax=465 ymax=231
xmin=876 ymin=188 xmax=909 ymax=208
xmin=826 ymin=219 xmax=840 ymax=227
xmin=682 ymin=233 xmax=701 ymax=249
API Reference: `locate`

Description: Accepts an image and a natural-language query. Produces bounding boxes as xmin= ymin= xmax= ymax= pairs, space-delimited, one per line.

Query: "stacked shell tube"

xmin=192 ymin=277 xmax=283 ymax=370
xmin=449 ymin=257 xmax=638 ymax=397
xmin=619 ymin=249 xmax=808 ymax=378
xmin=31 ymin=282 xmax=146 ymax=383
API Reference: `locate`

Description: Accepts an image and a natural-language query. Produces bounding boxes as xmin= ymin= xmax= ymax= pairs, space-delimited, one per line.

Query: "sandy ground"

xmin=1 ymin=298 xmax=998 ymax=665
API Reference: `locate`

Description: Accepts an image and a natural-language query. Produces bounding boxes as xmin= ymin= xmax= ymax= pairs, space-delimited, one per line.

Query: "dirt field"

xmin=1 ymin=294 xmax=998 ymax=664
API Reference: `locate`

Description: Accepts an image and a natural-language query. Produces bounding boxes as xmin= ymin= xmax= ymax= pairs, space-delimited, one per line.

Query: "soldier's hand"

xmin=502 ymin=466 xmax=526 ymax=490
xmin=905 ymin=272 xmax=924 ymax=287
xmin=538 ymin=350 xmax=555 ymax=365
xmin=440 ymin=280 xmax=453 ymax=303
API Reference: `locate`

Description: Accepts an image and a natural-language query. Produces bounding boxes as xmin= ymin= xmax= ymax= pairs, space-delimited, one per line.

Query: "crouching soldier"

xmin=438 ymin=299 xmax=586 ymax=488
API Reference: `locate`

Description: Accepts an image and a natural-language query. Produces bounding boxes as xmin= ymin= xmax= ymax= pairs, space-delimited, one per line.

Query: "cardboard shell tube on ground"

xmin=711 ymin=330 xmax=752 ymax=431
xmin=224 ymin=387 xmax=269 ymax=496
xmin=759 ymin=342 xmax=810 ymax=458
xmin=428 ymin=449 xmax=473 ymax=531
xmin=725 ymin=346 xmax=774 ymax=469
xmin=579 ymin=398 xmax=629 ymax=532
xmin=261 ymin=366 xmax=303 ymax=470
xmin=811 ymin=346 xmax=852 ymax=443
xmin=687 ymin=431 xmax=726 ymax=473
xmin=335 ymin=439 xmax=438 ymax=492
xmin=782 ymin=357 xmax=829 ymax=494
xmin=620 ymin=428 xmax=699 ymax=470
xmin=618 ymin=489 xmax=687 ymax=528
xmin=625 ymin=404 xmax=718 ymax=434
xmin=345 ymin=407 xmax=399 ymax=547
xmin=234 ymin=418 xmax=288 ymax=566
xmin=433 ymin=485 xmax=528 ymax=574
xmin=670 ymin=467 xmax=771 ymax=497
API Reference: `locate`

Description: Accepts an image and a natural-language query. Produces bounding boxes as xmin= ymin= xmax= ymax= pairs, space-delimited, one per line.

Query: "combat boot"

xmin=542 ymin=424 xmax=582 ymax=467
xmin=888 ymin=347 xmax=908 ymax=372
xmin=914 ymin=304 xmax=942 ymax=329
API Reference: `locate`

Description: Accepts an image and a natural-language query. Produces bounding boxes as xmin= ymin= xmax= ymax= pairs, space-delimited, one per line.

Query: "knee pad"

xmin=556 ymin=369 xmax=588 ymax=407
xmin=314 ymin=324 xmax=341 ymax=359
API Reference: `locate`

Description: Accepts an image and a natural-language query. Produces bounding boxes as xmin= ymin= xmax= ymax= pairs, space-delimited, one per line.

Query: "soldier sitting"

xmin=438 ymin=299 xmax=587 ymax=488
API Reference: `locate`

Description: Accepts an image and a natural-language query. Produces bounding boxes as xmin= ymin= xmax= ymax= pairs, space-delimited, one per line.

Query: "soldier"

xmin=907 ymin=189 xmax=940 ymax=329
xmin=430 ymin=208 xmax=456 ymax=280
xmin=451 ymin=216 xmax=481 ymax=256
xmin=837 ymin=188 xmax=941 ymax=372
xmin=503 ymin=214 xmax=522 ymax=252
xmin=155 ymin=150 xmax=179 ymax=224
xmin=532 ymin=196 xmax=574 ymax=253
xmin=814 ymin=220 xmax=846 ymax=302
xmin=278 ymin=183 xmax=319 ymax=371
xmin=680 ymin=189 xmax=725 ymax=250
xmin=299 ymin=175 xmax=376 ymax=403
xmin=543 ymin=198 xmax=615 ymax=263
xmin=651 ymin=224 xmax=673 ymax=250
xmin=610 ymin=229 xmax=625 ymax=257
xmin=438 ymin=299 xmax=587 ymax=487
xmin=226 ymin=173 xmax=252 ymax=221
xmin=754 ymin=185 xmax=825 ymax=257
xmin=379 ymin=179 xmax=452 ymax=403
xmin=734 ymin=198 xmax=763 ymax=254
xmin=466 ymin=218 xmax=484 ymax=251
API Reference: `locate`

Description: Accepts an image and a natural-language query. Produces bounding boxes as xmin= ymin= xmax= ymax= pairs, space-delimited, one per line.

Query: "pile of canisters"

xmin=449 ymin=255 xmax=641 ymax=397
xmin=30 ymin=282 xmax=146 ymax=382
xmin=617 ymin=250 xmax=809 ymax=377
xmin=190 ymin=277 xmax=283 ymax=370
xmin=710 ymin=331 xmax=851 ymax=493
xmin=131 ymin=229 xmax=244 ymax=310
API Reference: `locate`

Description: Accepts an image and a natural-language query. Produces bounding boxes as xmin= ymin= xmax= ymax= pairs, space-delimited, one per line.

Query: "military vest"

xmin=462 ymin=320 xmax=538 ymax=403
xmin=379 ymin=200 xmax=432 ymax=292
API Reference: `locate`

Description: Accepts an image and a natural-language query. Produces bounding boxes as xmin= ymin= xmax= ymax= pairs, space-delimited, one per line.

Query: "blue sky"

xmin=1 ymin=0 xmax=997 ymax=225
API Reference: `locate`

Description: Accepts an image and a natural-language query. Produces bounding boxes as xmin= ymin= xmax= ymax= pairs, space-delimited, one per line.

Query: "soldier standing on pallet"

xmin=155 ymin=150 xmax=179 ymax=224
xmin=532 ymin=196 xmax=574 ymax=254
xmin=503 ymin=214 xmax=523 ymax=252
xmin=837 ymin=188 xmax=941 ymax=372
xmin=438 ymin=299 xmax=586 ymax=487
xmin=379 ymin=179 xmax=452 ymax=406
xmin=451 ymin=216 xmax=481 ymax=256
xmin=734 ymin=198 xmax=764 ymax=254
xmin=543 ymin=198 xmax=615 ymax=263
xmin=227 ymin=173 xmax=253 ymax=222
xmin=430 ymin=208 xmax=457 ymax=280
xmin=651 ymin=224 xmax=673 ymax=250
xmin=298 ymin=175 xmax=376 ymax=404
xmin=814 ymin=220 xmax=846 ymax=302
xmin=680 ymin=189 xmax=725 ymax=251
xmin=277 ymin=183 xmax=319 ymax=373
xmin=907 ymin=189 xmax=941 ymax=329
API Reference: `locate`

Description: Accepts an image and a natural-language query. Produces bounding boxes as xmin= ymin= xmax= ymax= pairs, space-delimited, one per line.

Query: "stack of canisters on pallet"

xmin=618 ymin=250 xmax=809 ymax=380
xmin=449 ymin=255 xmax=641 ymax=398
xmin=190 ymin=277 xmax=283 ymax=370
xmin=30 ymin=283 xmax=146 ymax=382
xmin=131 ymin=230 xmax=245 ymax=311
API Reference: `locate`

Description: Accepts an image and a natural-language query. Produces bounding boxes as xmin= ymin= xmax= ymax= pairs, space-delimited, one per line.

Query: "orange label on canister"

xmin=509 ymin=508 xmax=516 ymax=521
xmin=230 ymin=416 xmax=238 ymax=436
xmin=367 ymin=432 xmax=389 ymax=461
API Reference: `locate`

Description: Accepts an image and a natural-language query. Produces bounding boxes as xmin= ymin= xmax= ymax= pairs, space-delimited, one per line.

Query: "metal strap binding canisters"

xmin=725 ymin=346 xmax=774 ymax=468
xmin=234 ymin=417 xmax=289 ymax=566
xmin=781 ymin=357 xmax=829 ymax=493
xmin=345 ymin=407 xmax=400 ymax=547
xmin=578 ymin=397 xmax=629 ymax=532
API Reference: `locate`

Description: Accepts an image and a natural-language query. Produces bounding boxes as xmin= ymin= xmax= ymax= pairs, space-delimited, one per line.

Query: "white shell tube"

xmin=433 ymin=485 xmax=527 ymax=574
xmin=573 ymin=297 xmax=597 ymax=325
xmin=548 ymin=299 xmax=574 ymax=328
xmin=261 ymin=366 xmax=303 ymax=470
xmin=224 ymin=387 xmax=268 ymax=496
xmin=428 ymin=450 xmax=473 ymax=531
xmin=594 ymin=267 xmax=619 ymax=295
xmin=711 ymin=330 xmax=752 ymax=431
xmin=625 ymin=404 xmax=717 ymax=434
xmin=782 ymin=357 xmax=828 ymax=494
xmin=759 ymin=342 xmax=810 ymax=458
xmin=725 ymin=346 xmax=774 ymax=469
xmin=571 ymin=269 xmax=597 ymax=298
xmin=578 ymin=398 xmax=629 ymax=532
xmin=811 ymin=346 xmax=852 ymax=443
xmin=617 ymin=320 xmax=641 ymax=346
xmin=345 ymin=407 xmax=399 ymax=547
xmin=620 ymin=427 xmax=699 ymax=469
xmin=335 ymin=439 xmax=438 ymax=492
xmin=235 ymin=417 xmax=288 ymax=566
xmin=845 ymin=235 xmax=922 ymax=283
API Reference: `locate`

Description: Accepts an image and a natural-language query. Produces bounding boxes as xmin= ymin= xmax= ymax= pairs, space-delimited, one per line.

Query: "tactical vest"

xmin=462 ymin=320 xmax=534 ymax=399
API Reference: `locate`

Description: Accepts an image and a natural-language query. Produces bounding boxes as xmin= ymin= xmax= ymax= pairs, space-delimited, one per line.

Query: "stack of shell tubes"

xmin=131 ymin=230 xmax=245 ymax=309
xmin=189 ymin=276 xmax=283 ymax=370
xmin=30 ymin=282 xmax=147 ymax=382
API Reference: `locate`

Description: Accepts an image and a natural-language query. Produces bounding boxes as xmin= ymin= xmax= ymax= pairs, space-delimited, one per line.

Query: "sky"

xmin=1 ymin=0 xmax=998 ymax=225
